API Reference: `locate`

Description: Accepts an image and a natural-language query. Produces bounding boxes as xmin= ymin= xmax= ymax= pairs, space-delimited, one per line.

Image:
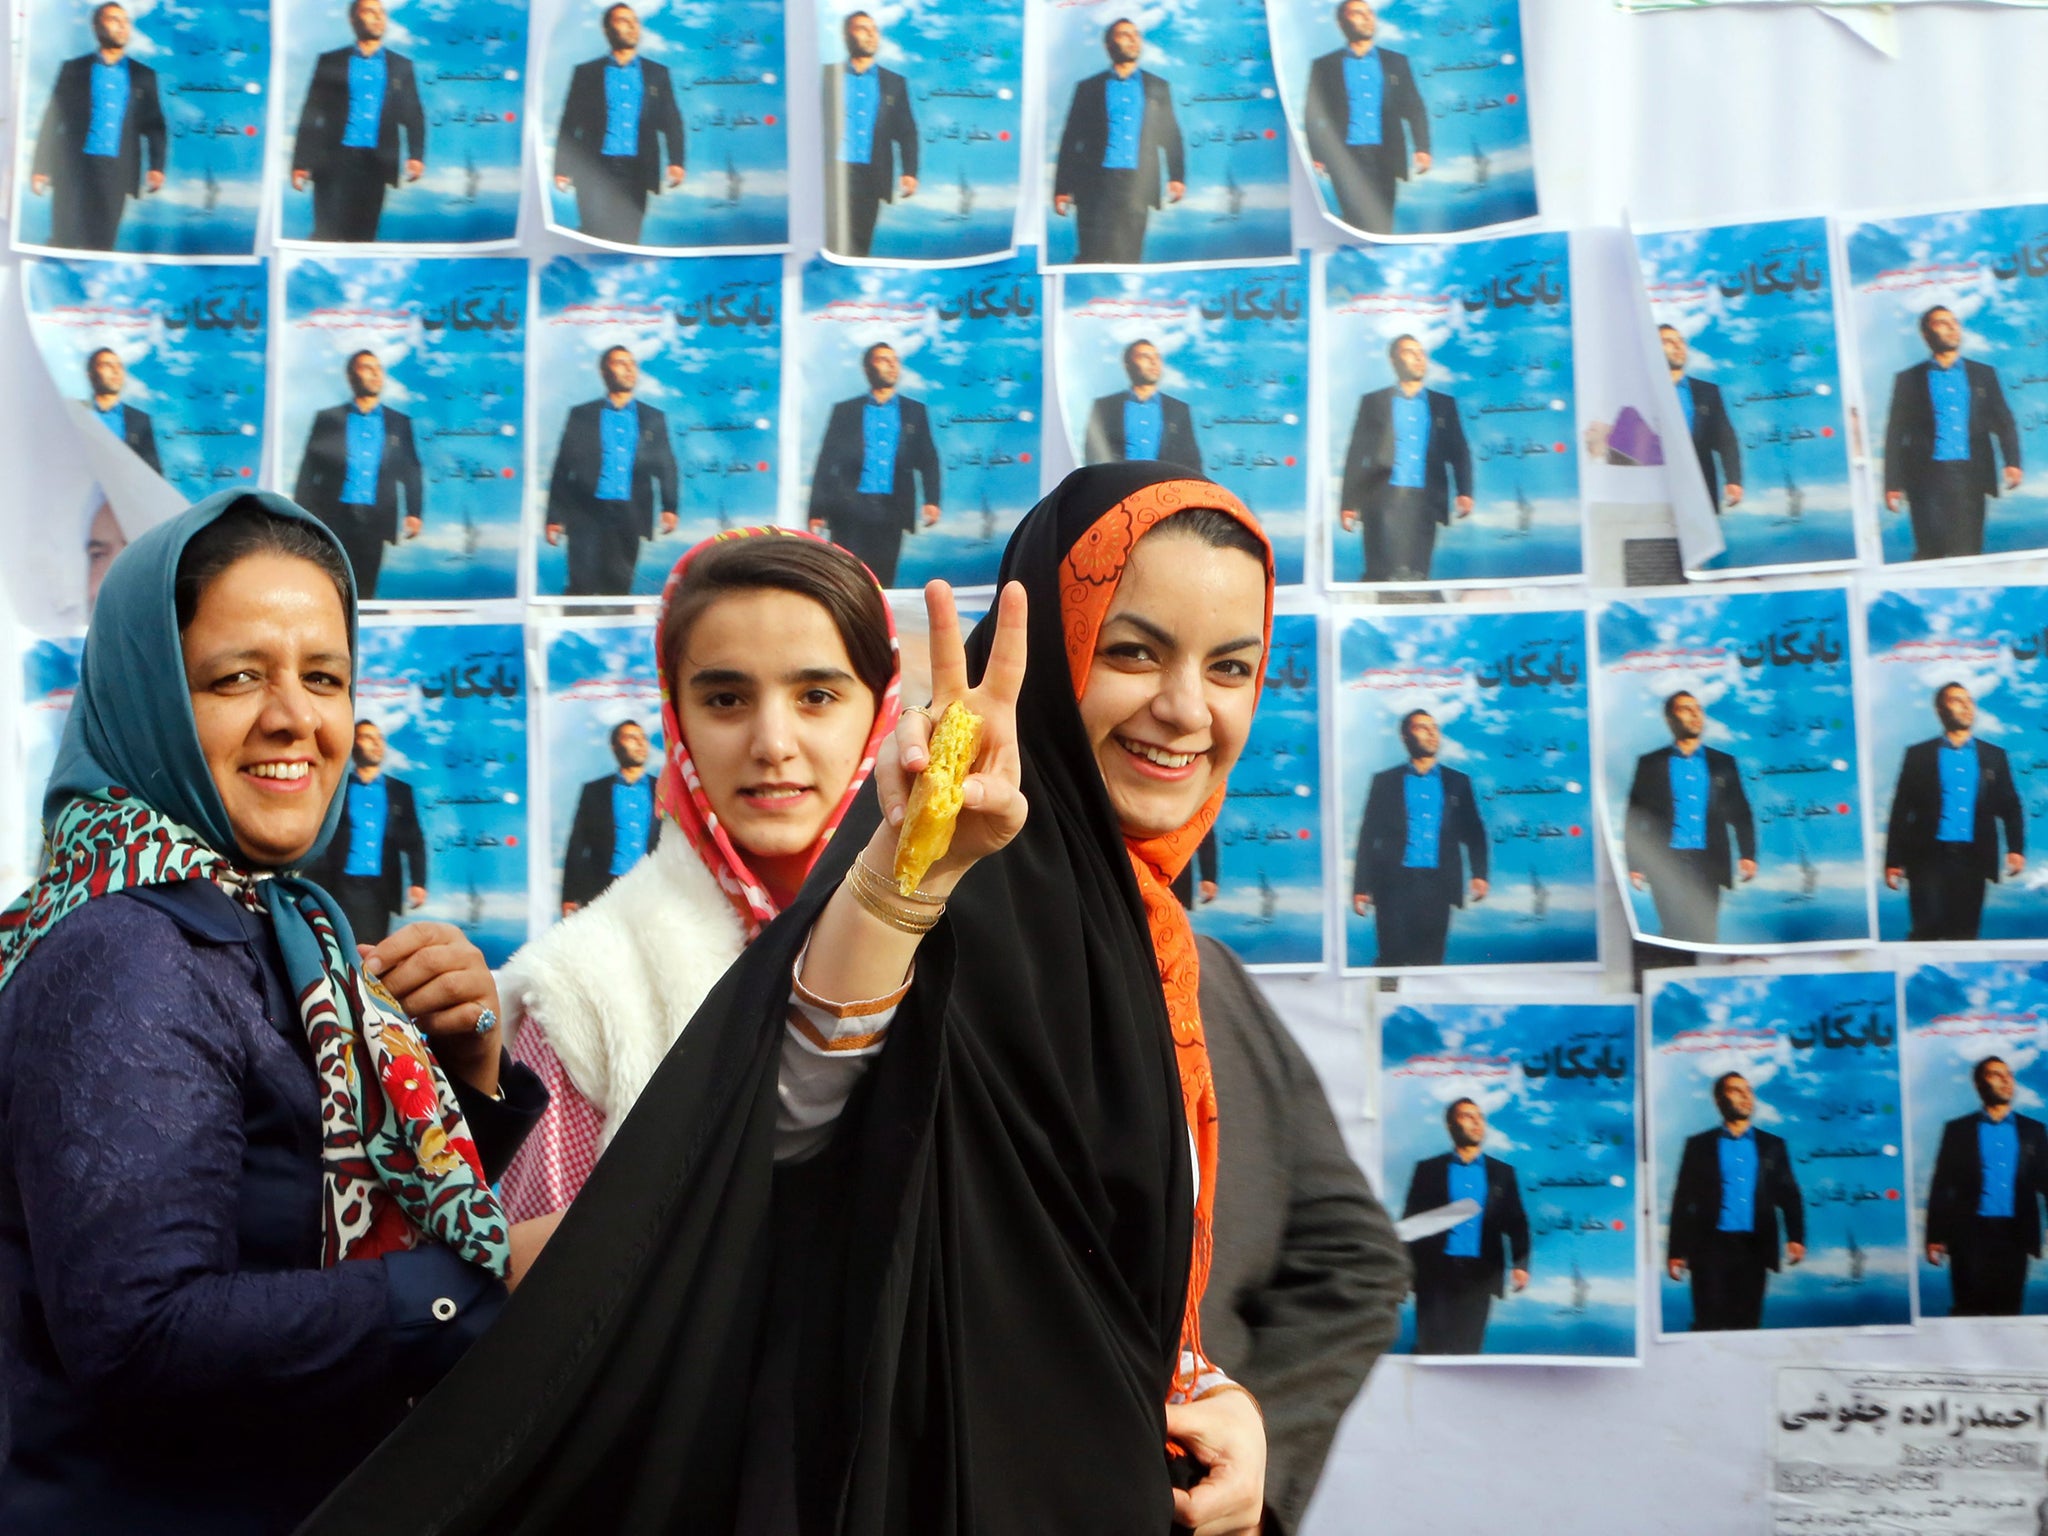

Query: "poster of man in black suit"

xmin=807 ymin=342 xmax=941 ymax=588
xmin=544 ymin=346 xmax=680 ymax=597
xmin=83 ymin=348 xmax=160 ymax=474
xmin=1338 ymin=335 xmax=1472 ymax=583
xmin=1303 ymin=0 xmax=1428 ymax=237
xmin=292 ymin=350 xmax=423 ymax=600
xmin=1351 ymin=710 xmax=1487 ymax=968
xmin=1926 ymin=1056 xmax=2048 ymax=1317
xmin=553 ymin=3 xmax=686 ymax=246
xmin=1624 ymin=691 xmax=1757 ymax=945
xmin=309 ymin=719 xmax=428 ymax=944
xmin=1083 ymin=339 xmax=1200 ymax=470
xmin=290 ymin=0 xmax=427 ymax=243
xmin=560 ymin=719 xmax=659 ymax=912
xmin=1660 ymin=325 xmax=1742 ymax=513
xmin=822 ymin=11 xmax=917 ymax=259
xmin=1667 ymin=1072 xmax=1804 ymax=1331
xmin=1884 ymin=683 xmax=2026 ymax=942
xmin=1402 ymin=1098 xmax=1528 ymax=1355
xmin=1052 ymin=17 xmax=1184 ymax=265
xmin=29 ymin=2 xmax=166 ymax=251
xmin=1169 ymin=828 xmax=1218 ymax=909
xmin=1883 ymin=306 xmax=2022 ymax=561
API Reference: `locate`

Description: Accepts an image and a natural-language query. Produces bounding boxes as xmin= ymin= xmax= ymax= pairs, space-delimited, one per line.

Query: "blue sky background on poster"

xmin=533 ymin=253 xmax=781 ymax=597
xmin=1265 ymin=0 xmax=1535 ymax=238
xmin=1337 ymin=607 xmax=1600 ymax=970
xmin=1190 ymin=612 xmax=1322 ymax=968
xmin=354 ymin=622 xmax=528 ymax=965
xmin=814 ymin=0 xmax=1023 ymax=263
xmin=1323 ymin=237 xmax=1581 ymax=586
xmin=277 ymin=255 xmax=525 ymax=601
xmin=540 ymin=621 xmax=663 ymax=918
xmin=1057 ymin=265 xmax=1307 ymax=583
xmin=1636 ymin=217 xmax=1856 ymax=573
xmin=1380 ymin=1001 xmax=1639 ymax=1360
xmin=277 ymin=0 xmax=525 ymax=244
xmin=797 ymin=251 xmax=1042 ymax=591
xmin=24 ymin=259 xmax=266 ymax=504
xmin=1648 ymin=969 xmax=1913 ymax=1334
xmin=1863 ymin=584 xmax=2048 ymax=941
xmin=541 ymin=0 xmax=788 ymax=251
xmin=1041 ymin=0 xmax=1291 ymax=268
xmin=16 ymin=0 xmax=270 ymax=255
xmin=1902 ymin=958 xmax=2048 ymax=1318
xmin=1596 ymin=588 xmax=1871 ymax=947
xmin=1844 ymin=203 xmax=2048 ymax=565
xmin=17 ymin=638 xmax=82 ymax=870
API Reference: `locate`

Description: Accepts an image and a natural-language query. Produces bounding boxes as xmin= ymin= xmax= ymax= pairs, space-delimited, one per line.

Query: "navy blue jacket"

xmin=0 ymin=882 xmax=544 ymax=1534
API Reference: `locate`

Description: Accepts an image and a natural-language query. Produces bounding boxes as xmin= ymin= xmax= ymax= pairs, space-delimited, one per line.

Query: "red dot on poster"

xmin=764 ymin=114 xmax=778 ymax=125
xmin=505 ymin=836 xmax=519 ymax=848
xmin=1837 ymin=803 xmax=1850 ymax=815
xmin=1019 ymin=452 xmax=1032 ymax=464
xmin=998 ymin=130 xmax=1011 ymax=142
xmin=505 ymin=111 xmax=517 ymax=123
xmin=1886 ymin=1189 xmax=1900 ymax=1200
xmin=1568 ymin=824 xmax=1582 ymax=837
xmin=1553 ymin=442 xmax=1566 ymax=453
xmin=1821 ymin=427 xmax=1834 ymax=438
xmin=1506 ymin=93 xmax=1519 ymax=104
xmin=1611 ymin=1220 xmax=1626 ymax=1232
xmin=1263 ymin=128 xmax=1277 ymax=140
xmin=244 ymin=125 xmax=257 ymax=135
xmin=1284 ymin=455 xmax=1296 ymax=467
xmin=755 ymin=460 xmax=769 ymax=472
xmin=1297 ymin=828 xmax=1310 ymax=840
xmin=501 ymin=467 xmax=515 ymax=479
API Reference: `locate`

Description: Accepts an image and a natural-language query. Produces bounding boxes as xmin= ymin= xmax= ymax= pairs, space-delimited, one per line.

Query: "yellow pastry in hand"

xmin=894 ymin=701 xmax=985 ymax=896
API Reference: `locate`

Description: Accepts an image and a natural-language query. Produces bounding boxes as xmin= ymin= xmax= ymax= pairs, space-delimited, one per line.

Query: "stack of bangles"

xmin=845 ymin=854 xmax=947 ymax=934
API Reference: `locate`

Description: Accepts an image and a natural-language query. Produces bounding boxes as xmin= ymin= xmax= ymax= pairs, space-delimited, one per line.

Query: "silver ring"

xmin=473 ymin=1007 xmax=499 ymax=1036
xmin=901 ymin=703 xmax=936 ymax=726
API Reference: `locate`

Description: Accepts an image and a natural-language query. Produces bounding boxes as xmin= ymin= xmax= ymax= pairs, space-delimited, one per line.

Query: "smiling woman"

xmin=0 ymin=491 xmax=555 ymax=1535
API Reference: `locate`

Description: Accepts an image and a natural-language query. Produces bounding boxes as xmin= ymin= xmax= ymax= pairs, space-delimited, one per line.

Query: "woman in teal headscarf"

xmin=0 ymin=491 xmax=555 ymax=1536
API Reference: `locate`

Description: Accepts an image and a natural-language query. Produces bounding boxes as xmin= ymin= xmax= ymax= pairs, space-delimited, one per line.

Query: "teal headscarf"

xmin=1 ymin=490 xmax=510 ymax=1277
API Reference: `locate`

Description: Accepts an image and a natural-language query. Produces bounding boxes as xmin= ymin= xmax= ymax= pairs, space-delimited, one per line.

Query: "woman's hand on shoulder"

xmin=359 ymin=922 xmax=504 ymax=1088
xmin=875 ymin=579 xmax=1029 ymax=893
xmin=1165 ymin=1386 xmax=1267 ymax=1536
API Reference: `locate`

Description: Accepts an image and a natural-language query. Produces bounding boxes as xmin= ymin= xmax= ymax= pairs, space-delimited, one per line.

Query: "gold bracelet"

xmin=845 ymin=859 xmax=945 ymax=933
xmin=853 ymin=853 xmax=945 ymax=907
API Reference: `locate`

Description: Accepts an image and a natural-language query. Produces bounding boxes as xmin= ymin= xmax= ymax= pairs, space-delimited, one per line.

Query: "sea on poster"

xmin=1635 ymin=217 xmax=1856 ymax=574
xmin=24 ymin=257 xmax=267 ymax=503
xmin=1843 ymin=203 xmax=2048 ymax=567
xmin=538 ymin=619 xmax=664 ymax=925
xmin=532 ymin=253 xmax=781 ymax=599
xmin=796 ymin=251 xmax=1042 ymax=592
xmin=538 ymin=0 xmax=787 ymax=253
xmin=14 ymin=0 xmax=269 ymax=256
xmin=1901 ymin=958 xmax=2048 ymax=1321
xmin=275 ymin=254 xmax=526 ymax=602
xmin=275 ymin=0 xmax=526 ymax=245
xmin=1647 ymin=968 xmax=1913 ymax=1337
xmin=1041 ymin=0 xmax=1292 ymax=269
xmin=1322 ymin=235 xmax=1581 ymax=588
xmin=352 ymin=621 xmax=529 ymax=966
xmin=16 ymin=637 xmax=84 ymax=871
xmin=1057 ymin=263 xmax=1307 ymax=583
xmin=1379 ymin=1000 xmax=1640 ymax=1362
xmin=812 ymin=0 xmax=1023 ymax=264
xmin=1595 ymin=587 xmax=1872 ymax=951
xmin=1265 ymin=0 xmax=1535 ymax=240
xmin=1864 ymin=585 xmax=2048 ymax=944
xmin=1336 ymin=605 xmax=1600 ymax=972
xmin=1188 ymin=611 xmax=1323 ymax=968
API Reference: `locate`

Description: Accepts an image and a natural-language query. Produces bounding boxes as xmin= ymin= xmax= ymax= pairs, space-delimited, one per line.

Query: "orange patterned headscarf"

xmin=1055 ymin=477 xmax=1275 ymax=1396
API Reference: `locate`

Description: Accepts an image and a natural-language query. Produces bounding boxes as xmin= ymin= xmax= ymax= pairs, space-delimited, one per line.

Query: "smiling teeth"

xmin=1126 ymin=741 xmax=1198 ymax=769
xmin=248 ymin=763 xmax=310 ymax=780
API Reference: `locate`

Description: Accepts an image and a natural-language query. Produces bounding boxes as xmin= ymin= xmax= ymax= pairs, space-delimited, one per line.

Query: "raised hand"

xmin=877 ymin=579 xmax=1029 ymax=892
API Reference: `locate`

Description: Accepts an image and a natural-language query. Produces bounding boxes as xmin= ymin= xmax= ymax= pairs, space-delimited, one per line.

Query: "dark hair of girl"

xmin=173 ymin=497 xmax=355 ymax=632
xmin=1148 ymin=503 xmax=1268 ymax=565
xmin=658 ymin=536 xmax=895 ymax=706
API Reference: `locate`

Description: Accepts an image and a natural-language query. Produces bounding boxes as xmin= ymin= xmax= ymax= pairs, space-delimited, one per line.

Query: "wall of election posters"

xmin=14 ymin=3 xmax=2048 ymax=1533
